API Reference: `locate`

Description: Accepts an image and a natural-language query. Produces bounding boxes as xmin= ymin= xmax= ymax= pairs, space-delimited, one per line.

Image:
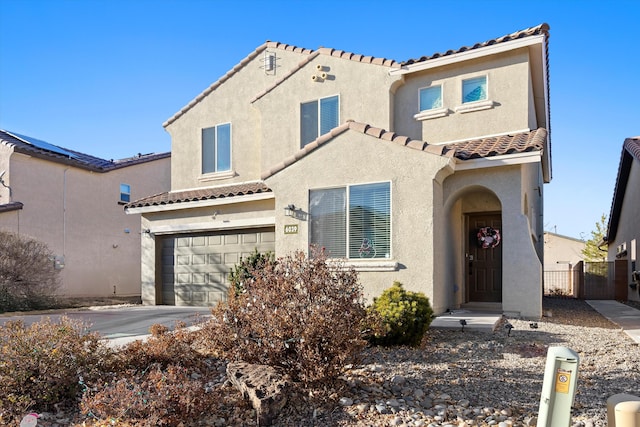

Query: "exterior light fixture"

xmin=284 ymin=204 xmax=296 ymax=217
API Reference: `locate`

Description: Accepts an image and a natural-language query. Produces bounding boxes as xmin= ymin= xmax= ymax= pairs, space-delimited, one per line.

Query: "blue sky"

xmin=0 ymin=0 xmax=638 ymax=240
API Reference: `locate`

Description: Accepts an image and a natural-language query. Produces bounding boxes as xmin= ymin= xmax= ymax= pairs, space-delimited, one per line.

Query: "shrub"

xmin=199 ymin=248 xmax=368 ymax=385
xmin=80 ymin=364 xmax=210 ymax=427
xmin=80 ymin=321 xmax=212 ymax=426
xmin=228 ymin=248 xmax=275 ymax=296
xmin=0 ymin=316 xmax=114 ymax=421
xmin=368 ymin=281 xmax=433 ymax=347
xmin=0 ymin=231 xmax=61 ymax=312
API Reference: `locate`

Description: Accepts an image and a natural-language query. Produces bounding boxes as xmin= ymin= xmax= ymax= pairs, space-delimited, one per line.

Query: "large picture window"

xmin=300 ymin=95 xmax=339 ymax=148
xmin=310 ymin=182 xmax=390 ymax=259
xmin=202 ymin=123 xmax=231 ymax=174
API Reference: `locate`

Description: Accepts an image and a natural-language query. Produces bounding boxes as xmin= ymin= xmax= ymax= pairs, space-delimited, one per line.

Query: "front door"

xmin=467 ymin=213 xmax=502 ymax=302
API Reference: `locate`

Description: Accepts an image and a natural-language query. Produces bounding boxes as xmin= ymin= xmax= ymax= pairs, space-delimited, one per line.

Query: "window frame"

xmin=201 ymin=122 xmax=232 ymax=175
xmin=309 ymin=180 xmax=391 ymax=260
xmin=419 ymin=84 xmax=443 ymax=111
xmin=300 ymin=94 xmax=340 ymax=148
xmin=462 ymin=75 xmax=488 ymax=104
xmin=119 ymin=183 xmax=131 ymax=204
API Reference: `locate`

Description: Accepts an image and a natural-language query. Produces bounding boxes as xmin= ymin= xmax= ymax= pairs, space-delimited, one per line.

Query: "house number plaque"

xmin=284 ymin=224 xmax=298 ymax=234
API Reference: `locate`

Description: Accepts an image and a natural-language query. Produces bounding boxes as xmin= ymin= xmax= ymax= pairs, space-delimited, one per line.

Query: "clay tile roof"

xmin=261 ymin=121 xmax=453 ymax=180
xmin=447 ymin=128 xmax=547 ymax=160
xmin=0 ymin=201 xmax=23 ymax=213
xmin=606 ymin=136 xmax=640 ymax=242
xmin=125 ymin=181 xmax=272 ymax=209
xmin=402 ymin=23 xmax=550 ymax=66
xmin=0 ymin=130 xmax=169 ymax=172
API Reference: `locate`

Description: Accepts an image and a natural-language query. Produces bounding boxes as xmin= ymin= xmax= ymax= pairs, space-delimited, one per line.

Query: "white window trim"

xmin=414 ymin=107 xmax=451 ymax=121
xmin=202 ymin=122 xmax=232 ymax=175
xmin=328 ymin=259 xmax=399 ymax=272
xmin=454 ymin=99 xmax=496 ymax=114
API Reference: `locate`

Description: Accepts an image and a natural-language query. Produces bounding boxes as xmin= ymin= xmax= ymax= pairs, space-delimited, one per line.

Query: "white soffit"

xmin=390 ymin=35 xmax=545 ymax=76
xmin=453 ymin=151 xmax=542 ymax=171
xmin=149 ymin=217 xmax=276 ymax=235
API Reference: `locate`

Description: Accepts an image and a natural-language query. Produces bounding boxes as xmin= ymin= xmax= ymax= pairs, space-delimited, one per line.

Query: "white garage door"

xmin=161 ymin=227 xmax=275 ymax=306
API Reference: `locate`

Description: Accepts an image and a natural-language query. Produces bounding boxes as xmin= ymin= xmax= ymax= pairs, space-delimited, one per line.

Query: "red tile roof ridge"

xmin=402 ymin=23 xmax=550 ymax=66
xmin=125 ymin=181 xmax=272 ymax=209
xmin=261 ymin=121 xmax=452 ymax=180
xmin=624 ymin=137 xmax=640 ymax=160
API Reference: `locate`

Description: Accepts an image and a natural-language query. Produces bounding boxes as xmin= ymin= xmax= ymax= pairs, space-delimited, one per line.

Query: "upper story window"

xmin=462 ymin=76 xmax=487 ymax=103
xmin=300 ymin=95 xmax=339 ymax=148
xmin=119 ymin=184 xmax=130 ymax=203
xmin=309 ymin=182 xmax=390 ymax=259
xmin=202 ymin=123 xmax=231 ymax=174
xmin=419 ymin=85 xmax=442 ymax=111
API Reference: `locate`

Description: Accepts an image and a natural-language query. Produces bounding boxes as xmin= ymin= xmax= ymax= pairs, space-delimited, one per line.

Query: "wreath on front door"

xmin=477 ymin=227 xmax=501 ymax=249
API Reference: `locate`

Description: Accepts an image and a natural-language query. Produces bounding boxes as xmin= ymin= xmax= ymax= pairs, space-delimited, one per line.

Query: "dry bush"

xmin=80 ymin=364 xmax=210 ymax=427
xmin=0 ymin=231 xmax=61 ymax=312
xmin=199 ymin=248 xmax=368 ymax=385
xmin=80 ymin=322 xmax=214 ymax=426
xmin=0 ymin=316 xmax=114 ymax=421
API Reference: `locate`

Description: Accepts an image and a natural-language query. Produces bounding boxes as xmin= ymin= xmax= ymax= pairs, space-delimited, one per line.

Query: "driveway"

xmin=0 ymin=305 xmax=213 ymax=347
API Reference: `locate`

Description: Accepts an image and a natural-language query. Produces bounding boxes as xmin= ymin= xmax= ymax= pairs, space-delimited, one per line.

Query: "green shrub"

xmin=228 ymin=248 xmax=275 ymax=296
xmin=0 ymin=231 xmax=61 ymax=312
xmin=368 ymin=281 xmax=433 ymax=347
xmin=0 ymin=316 xmax=114 ymax=421
xmin=199 ymin=248 xmax=368 ymax=385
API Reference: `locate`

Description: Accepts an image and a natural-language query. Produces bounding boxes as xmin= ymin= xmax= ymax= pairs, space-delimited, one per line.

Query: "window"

xmin=300 ymin=95 xmax=339 ymax=147
xmin=462 ymin=76 xmax=487 ymax=103
xmin=419 ymin=85 xmax=442 ymax=111
xmin=310 ymin=182 xmax=390 ymax=259
xmin=202 ymin=123 xmax=231 ymax=174
xmin=120 ymin=184 xmax=130 ymax=203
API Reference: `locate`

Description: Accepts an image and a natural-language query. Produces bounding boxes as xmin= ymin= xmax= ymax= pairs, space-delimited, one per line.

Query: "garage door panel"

xmin=161 ymin=227 xmax=275 ymax=306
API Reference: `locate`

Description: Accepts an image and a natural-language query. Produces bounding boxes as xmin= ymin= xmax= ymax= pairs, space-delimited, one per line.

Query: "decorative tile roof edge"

xmin=261 ymin=120 xmax=454 ymax=180
xmin=0 ymin=201 xmax=24 ymax=213
xmin=0 ymin=130 xmax=170 ymax=173
xmin=401 ymin=23 xmax=550 ymax=66
xmin=125 ymin=181 xmax=272 ymax=209
xmin=606 ymin=136 xmax=640 ymax=242
xmin=166 ymin=41 xmax=403 ymax=125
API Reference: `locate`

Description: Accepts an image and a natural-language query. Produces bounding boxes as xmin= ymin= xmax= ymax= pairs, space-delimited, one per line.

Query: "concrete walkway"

xmin=431 ymin=300 xmax=640 ymax=344
xmin=586 ymin=300 xmax=640 ymax=344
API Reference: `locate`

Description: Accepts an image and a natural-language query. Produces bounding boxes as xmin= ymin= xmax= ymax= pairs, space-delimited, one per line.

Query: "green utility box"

xmin=537 ymin=346 xmax=580 ymax=427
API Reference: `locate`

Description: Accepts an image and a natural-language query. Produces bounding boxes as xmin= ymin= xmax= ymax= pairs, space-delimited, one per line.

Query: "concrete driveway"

xmin=0 ymin=305 xmax=213 ymax=347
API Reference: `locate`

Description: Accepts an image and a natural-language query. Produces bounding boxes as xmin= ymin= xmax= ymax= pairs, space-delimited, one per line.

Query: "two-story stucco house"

xmin=126 ymin=24 xmax=551 ymax=318
xmin=0 ymin=130 xmax=171 ymax=300
xmin=605 ymin=136 xmax=640 ymax=302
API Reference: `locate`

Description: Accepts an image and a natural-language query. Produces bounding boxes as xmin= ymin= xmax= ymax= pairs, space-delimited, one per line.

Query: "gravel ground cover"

xmin=26 ymin=297 xmax=640 ymax=426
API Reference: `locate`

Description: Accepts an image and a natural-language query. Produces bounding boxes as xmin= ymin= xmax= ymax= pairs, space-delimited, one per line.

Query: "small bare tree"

xmin=0 ymin=231 xmax=61 ymax=312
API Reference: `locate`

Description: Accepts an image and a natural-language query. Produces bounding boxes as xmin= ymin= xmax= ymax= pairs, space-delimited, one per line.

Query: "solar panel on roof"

xmin=8 ymin=131 xmax=81 ymax=160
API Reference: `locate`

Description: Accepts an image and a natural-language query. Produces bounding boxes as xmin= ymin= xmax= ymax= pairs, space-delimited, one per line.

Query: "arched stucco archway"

xmin=439 ymin=185 xmax=502 ymax=311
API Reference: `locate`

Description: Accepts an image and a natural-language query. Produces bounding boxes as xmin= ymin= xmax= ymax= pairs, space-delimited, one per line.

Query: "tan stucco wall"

xmin=253 ymin=56 xmax=401 ymax=171
xmin=395 ymin=49 xmax=533 ymax=143
xmin=544 ymin=233 xmax=585 ymax=270
xmin=166 ymin=48 xmax=314 ymax=192
xmin=138 ymin=198 xmax=275 ymax=305
xmin=265 ymin=129 xmax=452 ymax=307
xmin=0 ymin=152 xmax=170 ymax=298
xmin=607 ymin=158 xmax=640 ymax=301
xmin=443 ymin=164 xmax=542 ymax=318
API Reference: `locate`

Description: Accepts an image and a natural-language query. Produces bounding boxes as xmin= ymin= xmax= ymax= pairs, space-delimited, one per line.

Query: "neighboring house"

xmin=543 ymin=232 xmax=585 ymax=296
xmin=605 ymin=136 xmax=640 ymax=302
xmin=0 ymin=130 xmax=171 ymax=299
xmin=125 ymin=24 xmax=551 ymax=318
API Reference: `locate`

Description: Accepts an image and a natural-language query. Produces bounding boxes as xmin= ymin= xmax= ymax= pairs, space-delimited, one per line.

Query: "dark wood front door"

xmin=467 ymin=213 xmax=502 ymax=302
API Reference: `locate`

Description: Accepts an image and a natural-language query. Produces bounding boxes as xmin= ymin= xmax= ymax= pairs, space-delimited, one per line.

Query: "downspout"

xmin=63 ymin=168 xmax=69 ymax=257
